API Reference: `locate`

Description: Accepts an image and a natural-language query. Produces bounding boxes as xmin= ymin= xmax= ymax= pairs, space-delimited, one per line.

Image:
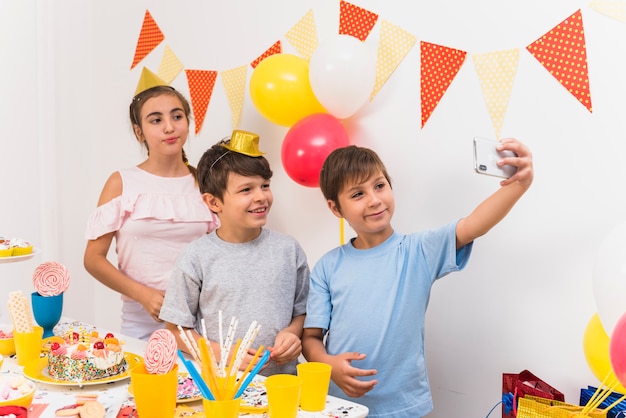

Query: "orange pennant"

xmin=420 ymin=42 xmax=467 ymax=128
xmin=130 ymin=10 xmax=165 ymax=70
xmin=339 ymin=0 xmax=379 ymax=41
xmin=251 ymin=41 xmax=282 ymax=69
xmin=526 ymin=9 xmax=592 ymax=112
xmin=185 ymin=69 xmax=218 ymax=134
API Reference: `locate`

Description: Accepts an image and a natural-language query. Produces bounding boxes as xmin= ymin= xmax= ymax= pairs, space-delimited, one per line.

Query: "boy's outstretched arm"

xmin=302 ymin=328 xmax=378 ymax=398
xmin=456 ymin=138 xmax=534 ymax=248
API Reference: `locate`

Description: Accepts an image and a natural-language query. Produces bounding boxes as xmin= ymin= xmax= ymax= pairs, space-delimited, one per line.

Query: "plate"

xmin=239 ymin=379 xmax=268 ymax=413
xmin=0 ymin=248 xmax=40 ymax=264
xmin=23 ymin=352 xmax=142 ymax=386
xmin=128 ymin=373 xmax=202 ymax=404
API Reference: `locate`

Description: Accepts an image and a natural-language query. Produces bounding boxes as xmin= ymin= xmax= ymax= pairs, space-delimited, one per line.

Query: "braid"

xmin=182 ymin=149 xmax=198 ymax=179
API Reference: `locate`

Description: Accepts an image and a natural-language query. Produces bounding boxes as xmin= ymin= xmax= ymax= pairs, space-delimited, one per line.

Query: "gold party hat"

xmin=221 ymin=130 xmax=264 ymax=157
xmin=134 ymin=66 xmax=168 ymax=96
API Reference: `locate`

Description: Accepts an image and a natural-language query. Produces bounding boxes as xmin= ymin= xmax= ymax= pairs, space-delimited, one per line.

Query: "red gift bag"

xmin=502 ymin=370 xmax=565 ymax=417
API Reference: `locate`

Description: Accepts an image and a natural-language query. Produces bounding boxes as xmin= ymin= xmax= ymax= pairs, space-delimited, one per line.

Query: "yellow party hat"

xmin=134 ymin=66 xmax=168 ymax=96
xmin=221 ymin=130 xmax=264 ymax=157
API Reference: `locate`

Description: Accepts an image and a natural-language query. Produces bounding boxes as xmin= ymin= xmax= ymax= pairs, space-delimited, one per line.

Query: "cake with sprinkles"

xmin=46 ymin=328 xmax=127 ymax=382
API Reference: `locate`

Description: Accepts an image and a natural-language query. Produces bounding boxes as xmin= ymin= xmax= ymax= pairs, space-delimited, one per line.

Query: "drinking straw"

xmin=177 ymin=325 xmax=201 ymax=362
xmin=230 ymin=345 xmax=264 ymax=399
xmin=234 ymin=349 xmax=271 ymax=399
xmin=177 ymin=350 xmax=215 ymax=401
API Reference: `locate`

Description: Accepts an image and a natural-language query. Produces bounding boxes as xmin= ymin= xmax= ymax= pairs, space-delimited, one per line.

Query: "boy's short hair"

xmin=319 ymin=145 xmax=392 ymax=210
xmin=197 ymin=138 xmax=273 ymax=200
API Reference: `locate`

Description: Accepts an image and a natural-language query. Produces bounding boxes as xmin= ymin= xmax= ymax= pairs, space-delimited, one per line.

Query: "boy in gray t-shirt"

xmin=159 ymin=130 xmax=309 ymax=376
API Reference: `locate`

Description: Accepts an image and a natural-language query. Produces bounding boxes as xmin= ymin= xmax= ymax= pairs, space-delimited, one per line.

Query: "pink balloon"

xmin=609 ymin=311 xmax=626 ymax=386
xmin=281 ymin=113 xmax=350 ymax=187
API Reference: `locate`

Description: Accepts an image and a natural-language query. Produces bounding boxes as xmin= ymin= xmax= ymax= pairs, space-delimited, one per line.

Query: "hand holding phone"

xmin=473 ymin=137 xmax=518 ymax=179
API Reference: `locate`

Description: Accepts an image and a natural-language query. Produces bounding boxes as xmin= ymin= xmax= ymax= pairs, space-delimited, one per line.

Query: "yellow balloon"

xmin=250 ymin=53 xmax=326 ymax=127
xmin=583 ymin=312 xmax=626 ymax=393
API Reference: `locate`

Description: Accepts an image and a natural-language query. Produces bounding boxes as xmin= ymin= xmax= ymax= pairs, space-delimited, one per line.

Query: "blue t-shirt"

xmin=304 ymin=222 xmax=472 ymax=417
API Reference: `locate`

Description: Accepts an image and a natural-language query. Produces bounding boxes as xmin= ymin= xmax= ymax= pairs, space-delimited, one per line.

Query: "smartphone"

xmin=473 ymin=137 xmax=517 ymax=179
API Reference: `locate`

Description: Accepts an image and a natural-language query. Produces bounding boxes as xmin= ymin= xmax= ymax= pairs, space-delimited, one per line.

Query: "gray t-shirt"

xmin=160 ymin=228 xmax=310 ymax=375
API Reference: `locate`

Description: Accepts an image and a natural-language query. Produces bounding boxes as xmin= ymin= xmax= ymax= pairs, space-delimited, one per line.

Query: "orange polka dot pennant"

xmin=420 ymin=41 xmax=467 ymax=128
xmin=526 ymin=9 xmax=592 ymax=112
xmin=221 ymin=65 xmax=248 ymax=129
xmin=251 ymin=41 xmax=282 ymax=69
xmin=472 ymin=49 xmax=520 ymax=139
xmin=185 ymin=69 xmax=218 ymax=134
xmin=370 ymin=20 xmax=416 ymax=101
xmin=339 ymin=0 xmax=378 ymax=41
xmin=286 ymin=9 xmax=319 ymax=61
xmin=589 ymin=0 xmax=626 ymax=23
xmin=130 ymin=10 xmax=164 ymax=70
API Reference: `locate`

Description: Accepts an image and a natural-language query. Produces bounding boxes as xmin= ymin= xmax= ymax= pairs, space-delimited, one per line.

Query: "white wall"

xmin=2 ymin=0 xmax=626 ymax=416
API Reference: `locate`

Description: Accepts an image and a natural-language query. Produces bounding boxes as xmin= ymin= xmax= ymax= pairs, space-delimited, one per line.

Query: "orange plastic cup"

xmin=130 ymin=363 xmax=178 ymax=417
xmin=13 ymin=326 xmax=43 ymax=366
xmin=202 ymin=397 xmax=241 ymax=418
xmin=297 ymin=362 xmax=332 ymax=411
xmin=265 ymin=374 xmax=302 ymax=418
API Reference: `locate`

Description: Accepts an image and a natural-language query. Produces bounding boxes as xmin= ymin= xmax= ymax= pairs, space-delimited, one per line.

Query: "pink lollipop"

xmin=144 ymin=329 xmax=177 ymax=374
xmin=32 ymin=261 xmax=71 ymax=296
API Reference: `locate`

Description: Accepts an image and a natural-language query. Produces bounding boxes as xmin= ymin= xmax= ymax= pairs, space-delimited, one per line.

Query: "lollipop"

xmin=144 ymin=329 xmax=177 ymax=374
xmin=32 ymin=261 xmax=70 ymax=296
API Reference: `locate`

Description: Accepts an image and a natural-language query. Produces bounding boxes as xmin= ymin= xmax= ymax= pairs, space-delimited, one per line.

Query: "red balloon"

xmin=609 ymin=311 xmax=626 ymax=386
xmin=281 ymin=113 xmax=350 ymax=187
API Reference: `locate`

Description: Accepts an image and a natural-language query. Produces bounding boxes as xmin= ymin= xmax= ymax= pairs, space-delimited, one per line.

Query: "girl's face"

xmin=134 ymin=94 xmax=189 ymax=159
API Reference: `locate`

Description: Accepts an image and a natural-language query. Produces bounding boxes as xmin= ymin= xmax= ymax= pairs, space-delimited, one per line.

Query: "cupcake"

xmin=10 ymin=238 xmax=32 ymax=256
xmin=0 ymin=240 xmax=12 ymax=257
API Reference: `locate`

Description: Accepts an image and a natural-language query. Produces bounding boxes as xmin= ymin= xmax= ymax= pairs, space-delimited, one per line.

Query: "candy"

xmin=144 ymin=329 xmax=177 ymax=374
xmin=32 ymin=261 xmax=70 ymax=296
xmin=7 ymin=291 xmax=33 ymax=333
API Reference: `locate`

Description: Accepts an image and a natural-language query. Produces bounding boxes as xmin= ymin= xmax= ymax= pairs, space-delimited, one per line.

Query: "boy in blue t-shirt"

xmin=302 ymin=139 xmax=533 ymax=417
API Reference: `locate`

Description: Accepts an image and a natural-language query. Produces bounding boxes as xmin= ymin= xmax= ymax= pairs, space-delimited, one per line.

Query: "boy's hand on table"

xmin=329 ymin=352 xmax=378 ymax=398
xmin=268 ymin=330 xmax=302 ymax=365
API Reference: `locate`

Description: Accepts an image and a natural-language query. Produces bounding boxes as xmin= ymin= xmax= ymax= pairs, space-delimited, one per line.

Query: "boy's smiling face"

xmin=329 ymin=171 xmax=395 ymax=248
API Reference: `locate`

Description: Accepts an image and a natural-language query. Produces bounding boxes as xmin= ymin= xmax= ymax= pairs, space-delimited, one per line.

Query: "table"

xmin=2 ymin=320 xmax=369 ymax=418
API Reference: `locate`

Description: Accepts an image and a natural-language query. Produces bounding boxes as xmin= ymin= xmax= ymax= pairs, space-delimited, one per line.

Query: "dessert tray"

xmin=23 ymin=352 xmax=142 ymax=387
xmin=0 ymin=248 xmax=40 ymax=264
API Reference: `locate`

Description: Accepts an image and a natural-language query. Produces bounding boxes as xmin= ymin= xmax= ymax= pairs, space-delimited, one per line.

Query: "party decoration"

xmin=526 ymin=9 xmax=592 ymax=112
xmin=610 ymin=311 xmax=626 ymax=387
xmin=286 ymin=9 xmax=318 ymax=61
xmin=158 ymin=46 xmax=184 ymax=84
xmin=221 ymin=65 xmax=248 ymax=129
xmin=250 ymin=41 xmax=282 ymax=69
xmin=32 ymin=261 xmax=70 ymax=296
xmin=589 ymin=0 xmax=626 ymax=23
xmin=420 ymin=41 xmax=467 ymax=128
xmin=584 ymin=313 xmax=626 ymax=393
xmin=185 ymin=69 xmax=218 ymax=134
xmin=309 ymin=35 xmax=376 ymax=119
xmin=593 ymin=221 xmax=626 ymax=337
xmin=249 ymin=54 xmax=325 ymax=127
xmin=370 ymin=20 xmax=416 ymax=101
xmin=472 ymin=48 xmax=520 ymax=139
xmin=135 ymin=67 xmax=168 ymax=96
xmin=339 ymin=0 xmax=379 ymax=41
xmin=281 ymin=113 xmax=350 ymax=187
xmin=131 ymin=10 xmax=165 ymax=70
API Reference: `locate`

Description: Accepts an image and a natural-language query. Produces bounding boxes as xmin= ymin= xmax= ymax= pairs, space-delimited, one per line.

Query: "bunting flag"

xmin=285 ymin=9 xmax=319 ymax=61
xmin=370 ymin=19 xmax=416 ymax=101
xmin=420 ymin=42 xmax=467 ymax=128
xmin=589 ymin=0 xmax=626 ymax=23
xmin=130 ymin=10 xmax=165 ymax=70
xmin=526 ymin=9 xmax=592 ymax=112
xmin=472 ymin=49 xmax=520 ymax=139
xmin=251 ymin=41 xmax=282 ymax=68
xmin=185 ymin=69 xmax=218 ymax=134
xmin=339 ymin=0 xmax=379 ymax=41
xmin=221 ymin=65 xmax=248 ymax=129
xmin=157 ymin=46 xmax=184 ymax=84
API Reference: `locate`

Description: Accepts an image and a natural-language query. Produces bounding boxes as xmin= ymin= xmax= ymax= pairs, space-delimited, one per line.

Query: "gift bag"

xmin=580 ymin=386 xmax=626 ymax=418
xmin=517 ymin=395 xmax=606 ymax=418
xmin=502 ymin=370 xmax=565 ymax=417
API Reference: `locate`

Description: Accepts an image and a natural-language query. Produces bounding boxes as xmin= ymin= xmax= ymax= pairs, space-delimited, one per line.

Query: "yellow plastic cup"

xmin=13 ymin=326 xmax=43 ymax=366
xmin=265 ymin=374 xmax=302 ymax=418
xmin=297 ymin=362 xmax=332 ymax=411
xmin=130 ymin=363 xmax=178 ymax=417
xmin=202 ymin=397 xmax=241 ymax=418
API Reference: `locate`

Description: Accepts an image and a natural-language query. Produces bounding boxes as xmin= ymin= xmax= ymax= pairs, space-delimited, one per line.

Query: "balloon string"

xmin=340 ymin=218 xmax=345 ymax=246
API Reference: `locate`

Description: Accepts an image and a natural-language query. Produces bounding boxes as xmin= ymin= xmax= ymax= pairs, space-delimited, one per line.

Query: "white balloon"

xmin=593 ymin=221 xmax=626 ymax=336
xmin=309 ymin=35 xmax=377 ymax=119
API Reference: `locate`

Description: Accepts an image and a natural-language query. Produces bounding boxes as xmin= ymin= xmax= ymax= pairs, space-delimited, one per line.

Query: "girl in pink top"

xmin=84 ymin=85 xmax=218 ymax=340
